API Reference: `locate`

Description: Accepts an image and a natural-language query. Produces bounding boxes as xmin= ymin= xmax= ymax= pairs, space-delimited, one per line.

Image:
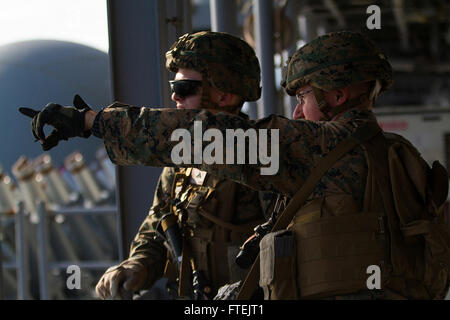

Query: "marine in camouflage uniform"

xmin=94 ymin=31 xmax=390 ymax=202
xmin=31 ymin=31 xmax=272 ymax=300
xmin=88 ymin=31 xmax=394 ymax=299
xmin=20 ymin=32 xmax=448 ymax=299
xmin=95 ymin=32 xmax=274 ymax=300
xmin=19 ymin=31 xmax=391 ymax=299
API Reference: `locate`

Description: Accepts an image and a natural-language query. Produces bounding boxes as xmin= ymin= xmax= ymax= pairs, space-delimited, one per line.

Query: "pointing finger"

xmin=19 ymin=107 xmax=40 ymax=118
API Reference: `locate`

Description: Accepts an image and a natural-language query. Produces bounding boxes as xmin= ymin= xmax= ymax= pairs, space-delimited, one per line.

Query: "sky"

xmin=0 ymin=0 xmax=109 ymax=52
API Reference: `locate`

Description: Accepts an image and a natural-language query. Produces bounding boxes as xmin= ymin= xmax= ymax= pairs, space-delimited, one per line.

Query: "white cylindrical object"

xmin=33 ymin=154 xmax=77 ymax=206
xmin=96 ymin=147 xmax=116 ymax=190
xmin=65 ymin=152 xmax=107 ymax=206
xmin=0 ymin=173 xmax=18 ymax=215
xmin=79 ymin=166 xmax=108 ymax=203
xmin=12 ymin=156 xmax=49 ymax=217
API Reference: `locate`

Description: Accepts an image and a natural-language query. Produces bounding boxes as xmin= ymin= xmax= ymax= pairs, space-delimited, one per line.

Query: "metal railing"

xmin=36 ymin=202 xmax=121 ymax=300
xmin=1 ymin=202 xmax=29 ymax=299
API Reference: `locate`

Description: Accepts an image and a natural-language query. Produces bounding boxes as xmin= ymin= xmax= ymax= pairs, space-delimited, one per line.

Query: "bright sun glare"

xmin=0 ymin=0 xmax=109 ymax=52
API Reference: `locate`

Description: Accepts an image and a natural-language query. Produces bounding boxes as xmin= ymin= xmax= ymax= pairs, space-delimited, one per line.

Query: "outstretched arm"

xmin=94 ymin=102 xmax=320 ymax=197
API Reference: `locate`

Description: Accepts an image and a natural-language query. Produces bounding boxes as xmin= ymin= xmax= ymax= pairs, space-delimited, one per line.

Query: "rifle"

xmin=190 ymin=258 xmax=211 ymax=300
xmin=158 ymin=213 xmax=183 ymax=267
xmin=235 ymin=195 xmax=285 ymax=269
xmin=157 ymin=210 xmax=211 ymax=299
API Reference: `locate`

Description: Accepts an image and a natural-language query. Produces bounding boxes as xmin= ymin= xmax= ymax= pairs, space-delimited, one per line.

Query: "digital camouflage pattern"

xmin=108 ymin=31 xmax=267 ymax=297
xmin=95 ymin=32 xmax=392 ymax=297
xmin=92 ymin=102 xmax=406 ymax=299
xmin=166 ymin=31 xmax=261 ymax=101
xmin=120 ymin=113 xmax=272 ymax=295
xmin=125 ymin=165 xmax=269 ymax=294
xmin=281 ymin=31 xmax=393 ymax=95
xmin=95 ymin=103 xmax=372 ymax=208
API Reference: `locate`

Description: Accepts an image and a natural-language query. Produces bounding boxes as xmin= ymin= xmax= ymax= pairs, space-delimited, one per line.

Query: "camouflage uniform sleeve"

xmin=97 ymin=103 xmax=367 ymax=198
xmin=127 ymin=167 xmax=175 ymax=288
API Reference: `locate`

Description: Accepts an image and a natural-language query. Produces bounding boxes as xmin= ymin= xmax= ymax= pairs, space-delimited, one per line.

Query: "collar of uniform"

xmin=338 ymin=108 xmax=377 ymax=122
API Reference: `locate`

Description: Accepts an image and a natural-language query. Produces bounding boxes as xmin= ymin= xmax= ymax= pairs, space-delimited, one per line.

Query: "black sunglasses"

xmin=169 ymin=79 xmax=202 ymax=99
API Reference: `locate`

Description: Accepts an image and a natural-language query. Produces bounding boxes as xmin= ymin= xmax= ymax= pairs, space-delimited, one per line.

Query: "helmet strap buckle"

xmin=311 ymin=87 xmax=332 ymax=121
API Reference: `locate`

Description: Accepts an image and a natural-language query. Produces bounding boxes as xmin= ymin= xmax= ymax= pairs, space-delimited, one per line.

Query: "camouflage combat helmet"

xmin=166 ymin=31 xmax=261 ymax=110
xmin=281 ymin=31 xmax=393 ymax=120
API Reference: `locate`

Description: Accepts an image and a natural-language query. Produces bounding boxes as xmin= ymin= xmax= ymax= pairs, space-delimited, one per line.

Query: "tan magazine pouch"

xmin=259 ymin=230 xmax=298 ymax=299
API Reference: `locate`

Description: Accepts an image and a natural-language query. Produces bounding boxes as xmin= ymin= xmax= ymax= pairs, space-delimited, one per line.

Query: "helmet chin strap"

xmin=311 ymin=87 xmax=331 ymax=121
xmin=311 ymin=86 xmax=370 ymax=121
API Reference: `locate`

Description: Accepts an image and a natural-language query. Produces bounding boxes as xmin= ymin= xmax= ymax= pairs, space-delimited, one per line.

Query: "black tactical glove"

xmin=19 ymin=94 xmax=92 ymax=151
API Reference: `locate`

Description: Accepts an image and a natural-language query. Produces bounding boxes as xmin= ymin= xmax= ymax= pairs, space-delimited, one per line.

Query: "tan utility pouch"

xmin=290 ymin=208 xmax=386 ymax=298
xmin=259 ymin=230 xmax=298 ymax=300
